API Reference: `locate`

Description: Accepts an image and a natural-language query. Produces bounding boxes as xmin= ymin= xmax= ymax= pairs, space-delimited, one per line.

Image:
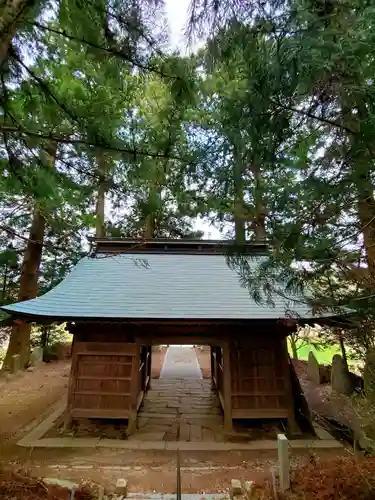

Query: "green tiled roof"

xmin=1 ymin=253 xmax=323 ymax=320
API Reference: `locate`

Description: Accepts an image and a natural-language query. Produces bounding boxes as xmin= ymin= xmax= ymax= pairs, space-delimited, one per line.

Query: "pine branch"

xmin=0 ymin=224 xmax=68 ymax=254
xmin=272 ymin=98 xmax=362 ymax=139
xmin=0 ymin=125 xmax=188 ymax=161
xmin=30 ymin=21 xmax=176 ymax=80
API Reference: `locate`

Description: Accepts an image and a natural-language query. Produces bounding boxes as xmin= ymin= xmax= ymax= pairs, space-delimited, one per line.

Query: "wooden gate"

xmin=230 ymin=336 xmax=289 ymax=419
xmin=66 ymin=341 xmax=147 ymax=430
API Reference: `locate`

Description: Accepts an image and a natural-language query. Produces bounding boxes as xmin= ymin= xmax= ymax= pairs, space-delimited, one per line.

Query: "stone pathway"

xmin=133 ymin=378 xmax=225 ymax=442
xmin=160 ymin=346 xmax=202 ymax=379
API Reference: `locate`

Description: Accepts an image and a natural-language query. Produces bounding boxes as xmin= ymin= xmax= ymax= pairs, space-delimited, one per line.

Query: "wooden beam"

xmin=232 ymin=409 xmax=289 ymax=419
xmin=210 ymin=346 xmax=215 ymax=390
xmin=71 ymin=408 xmax=131 ymax=419
xmin=64 ymin=337 xmax=77 ymax=430
xmin=223 ymin=341 xmax=233 ymax=432
xmin=281 ymin=337 xmax=302 ymax=437
xmin=146 ymin=345 xmax=152 ymax=391
xmin=127 ymin=342 xmax=141 ymax=436
xmin=139 ymin=335 xmax=227 ymax=347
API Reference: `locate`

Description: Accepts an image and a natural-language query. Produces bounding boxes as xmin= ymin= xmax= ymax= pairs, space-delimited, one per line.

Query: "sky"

xmin=164 ymin=0 xmax=191 ymax=52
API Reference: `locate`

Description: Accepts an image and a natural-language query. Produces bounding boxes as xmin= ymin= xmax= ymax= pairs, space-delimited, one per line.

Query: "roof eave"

xmin=0 ymin=306 xmax=351 ymax=326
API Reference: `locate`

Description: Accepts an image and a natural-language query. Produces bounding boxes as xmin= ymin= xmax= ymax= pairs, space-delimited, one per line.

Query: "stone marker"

xmin=364 ymin=348 xmax=375 ymax=404
xmin=115 ymin=478 xmax=128 ymax=497
xmin=319 ymin=364 xmax=332 ymax=383
xmin=11 ymin=354 xmax=20 ymax=374
xmin=331 ymin=354 xmax=353 ymax=395
xmin=307 ymin=351 xmax=321 ymax=384
xmin=244 ymin=480 xmax=254 ymax=499
xmin=277 ymin=434 xmax=290 ymax=491
xmin=98 ymin=485 xmax=105 ymax=500
xmin=230 ymin=479 xmax=243 ymax=498
xmin=30 ymin=346 xmax=43 ymax=366
xmin=44 ymin=478 xmax=79 ymax=490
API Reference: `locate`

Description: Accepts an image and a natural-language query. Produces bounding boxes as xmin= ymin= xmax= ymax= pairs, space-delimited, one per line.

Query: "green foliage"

xmin=31 ymin=324 xmax=72 ymax=349
xmin=3 ymin=0 xmax=375 ymax=369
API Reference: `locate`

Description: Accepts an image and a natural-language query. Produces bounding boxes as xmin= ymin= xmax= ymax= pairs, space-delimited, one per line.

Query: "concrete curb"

xmin=17 ymin=399 xmax=343 ymax=453
xmin=18 ymin=436 xmax=343 ymax=451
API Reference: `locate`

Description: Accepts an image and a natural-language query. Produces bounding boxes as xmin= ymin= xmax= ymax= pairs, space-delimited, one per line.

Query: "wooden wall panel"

xmin=229 ymin=335 xmax=290 ymax=419
xmin=67 ymin=341 xmax=140 ymax=423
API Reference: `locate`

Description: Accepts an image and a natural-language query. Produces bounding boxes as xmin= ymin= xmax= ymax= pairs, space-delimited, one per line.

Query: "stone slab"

xmin=139 ymin=412 xmax=179 ymax=419
xmin=129 ymin=432 xmax=166 ymax=441
xmin=230 ymin=479 xmax=242 ymax=497
xmin=136 ymin=425 xmax=172 ymax=433
xmin=44 ymin=478 xmax=79 ymax=490
xmin=190 ymin=424 xmax=202 ymax=441
xmin=179 ymin=422 xmax=191 ymax=441
xmin=290 ymin=439 xmax=343 ymax=449
xmin=138 ymin=441 xmax=167 ymax=450
xmin=160 ymin=346 xmax=202 ymax=379
xmin=22 ymin=437 xmax=100 ymax=448
xmin=202 ymin=428 xmax=216 ymax=441
xmin=116 ymin=478 xmax=128 ymax=495
xmin=18 ymin=435 xmax=343 ymax=451
xmin=98 ymin=439 xmax=141 ymax=449
xmin=313 ymin=423 xmax=336 ymax=440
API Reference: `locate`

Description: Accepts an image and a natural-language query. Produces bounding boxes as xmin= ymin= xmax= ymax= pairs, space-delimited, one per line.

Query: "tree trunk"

xmin=344 ymin=103 xmax=375 ymax=282
xmin=95 ymin=152 xmax=107 ymax=239
xmin=250 ymin=164 xmax=266 ymax=243
xmin=357 ymin=174 xmax=375 ymax=280
xmin=3 ymin=206 xmax=45 ymax=369
xmin=0 ymin=0 xmax=40 ymax=68
xmin=144 ymin=212 xmax=155 ymax=239
xmin=2 ymin=142 xmax=57 ymax=370
xmin=233 ymin=149 xmax=245 ymax=243
xmin=290 ymin=336 xmax=299 ymax=359
xmin=143 ymin=177 xmax=160 ymax=239
xmin=2 ymin=262 xmax=8 ymax=302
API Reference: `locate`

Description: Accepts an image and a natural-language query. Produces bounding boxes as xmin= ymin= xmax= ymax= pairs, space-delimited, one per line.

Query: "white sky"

xmin=164 ymin=0 xmax=191 ymax=52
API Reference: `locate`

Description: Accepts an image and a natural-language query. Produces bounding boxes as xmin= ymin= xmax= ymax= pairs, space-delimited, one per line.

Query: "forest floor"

xmin=292 ymin=359 xmax=359 ymax=433
xmin=0 ymin=360 xmax=70 ymax=444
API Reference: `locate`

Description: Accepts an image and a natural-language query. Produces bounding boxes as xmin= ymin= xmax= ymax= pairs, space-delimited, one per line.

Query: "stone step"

xmin=128 ymin=431 xmax=166 ymax=441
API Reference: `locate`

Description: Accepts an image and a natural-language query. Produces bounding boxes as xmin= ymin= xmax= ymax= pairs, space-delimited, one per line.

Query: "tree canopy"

xmin=1 ymin=0 xmax=375 ymax=366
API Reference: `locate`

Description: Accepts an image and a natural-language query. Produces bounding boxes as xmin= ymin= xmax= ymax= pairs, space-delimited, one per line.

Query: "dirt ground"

xmin=151 ymin=346 xmax=167 ymax=378
xmin=194 ymin=346 xmax=211 ymax=378
xmin=0 ymin=361 xmax=70 ymax=444
xmin=4 ymin=447 xmax=346 ymax=494
xmin=0 ymin=353 xmax=353 ymax=494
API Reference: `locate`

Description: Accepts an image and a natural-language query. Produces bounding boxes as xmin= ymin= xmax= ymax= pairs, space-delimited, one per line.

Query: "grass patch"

xmin=288 ymin=340 xmax=340 ymax=365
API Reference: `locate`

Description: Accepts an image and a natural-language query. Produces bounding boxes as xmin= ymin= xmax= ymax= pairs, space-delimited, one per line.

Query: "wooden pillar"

xmin=146 ymin=345 xmax=152 ymax=391
xmin=216 ymin=346 xmax=222 ymax=394
xmin=210 ymin=346 xmax=215 ymax=390
xmin=281 ymin=336 xmax=301 ymax=437
xmin=64 ymin=336 xmax=76 ymax=429
xmin=223 ymin=341 xmax=233 ymax=432
xmin=127 ymin=341 xmax=141 ymax=436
